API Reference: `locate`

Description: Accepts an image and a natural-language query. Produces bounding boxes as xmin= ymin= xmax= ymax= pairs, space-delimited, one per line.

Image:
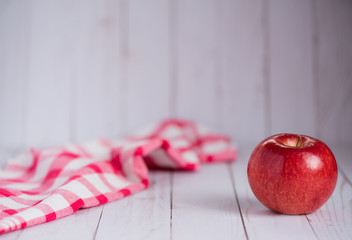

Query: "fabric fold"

xmin=0 ymin=119 xmax=236 ymax=234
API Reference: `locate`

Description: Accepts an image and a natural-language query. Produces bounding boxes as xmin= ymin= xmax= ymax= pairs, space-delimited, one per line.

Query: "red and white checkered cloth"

xmin=0 ymin=119 xmax=236 ymax=234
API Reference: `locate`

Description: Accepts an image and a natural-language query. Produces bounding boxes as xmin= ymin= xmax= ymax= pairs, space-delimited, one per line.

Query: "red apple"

xmin=247 ymin=133 xmax=338 ymax=215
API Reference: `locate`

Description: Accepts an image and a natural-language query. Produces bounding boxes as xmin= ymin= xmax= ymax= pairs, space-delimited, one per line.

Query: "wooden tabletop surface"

xmin=1 ymin=144 xmax=351 ymax=240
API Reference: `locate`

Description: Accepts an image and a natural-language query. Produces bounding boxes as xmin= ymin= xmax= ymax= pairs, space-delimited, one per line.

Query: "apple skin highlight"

xmin=247 ymin=133 xmax=338 ymax=215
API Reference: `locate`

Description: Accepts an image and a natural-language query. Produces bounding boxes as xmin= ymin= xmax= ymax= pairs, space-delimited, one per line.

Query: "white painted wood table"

xmin=1 ymin=145 xmax=351 ymax=240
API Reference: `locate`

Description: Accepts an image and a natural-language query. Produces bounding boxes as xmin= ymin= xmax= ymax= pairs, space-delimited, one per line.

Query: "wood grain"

xmin=172 ymin=163 xmax=246 ymax=240
xmin=95 ymin=171 xmax=171 ymax=240
xmin=174 ymin=0 xmax=219 ymax=129
xmin=305 ymin=166 xmax=352 ymax=240
xmin=221 ymin=0 xmax=267 ymax=143
xmin=0 ymin=0 xmax=351 ymax=152
xmin=23 ymin=0 xmax=75 ymax=147
xmin=268 ymin=0 xmax=316 ymax=137
xmin=126 ymin=0 xmax=171 ymax=133
xmin=0 ymin=146 xmax=351 ymax=239
xmin=332 ymin=146 xmax=352 ymax=185
xmin=0 ymin=1 xmax=29 ymax=148
xmin=0 ymin=0 xmax=352 ymax=237
xmin=73 ymin=0 xmax=124 ymax=142
xmin=314 ymin=0 xmax=352 ymax=146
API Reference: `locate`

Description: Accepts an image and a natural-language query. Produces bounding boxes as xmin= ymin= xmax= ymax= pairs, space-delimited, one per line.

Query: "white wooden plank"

xmin=230 ymin=144 xmax=318 ymax=240
xmin=95 ymin=171 xmax=171 ymax=240
xmin=74 ymin=0 xmax=124 ymax=142
xmin=0 ymin=229 xmax=22 ymax=240
xmin=221 ymin=0 xmax=267 ymax=143
xmin=305 ymin=158 xmax=352 ymax=240
xmin=331 ymin=146 xmax=352 ymax=184
xmin=22 ymin=0 xmax=78 ymax=148
xmin=126 ymin=0 xmax=171 ymax=133
xmin=16 ymin=206 xmax=103 ymax=240
xmin=175 ymin=0 xmax=219 ymax=128
xmin=172 ymin=164 xmax=246 ymax=240
xmin=314 ymin=0 xmax=352 ymax=146
xmin=268 ymin=0 xmax=316 ymax=137
xmin=0 ymin=1 xmax=29 ymax=149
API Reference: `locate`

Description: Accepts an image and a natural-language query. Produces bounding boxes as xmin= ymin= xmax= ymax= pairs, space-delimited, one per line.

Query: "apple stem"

xmin=296 ymin=136 xmax=302 ymax=147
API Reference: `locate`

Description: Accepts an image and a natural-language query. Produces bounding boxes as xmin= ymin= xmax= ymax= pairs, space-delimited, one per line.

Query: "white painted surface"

xmin=221 ymin=0 xmax=267 ymax=143
xmin=313 ymin=0 xmax=352 ymax=146
xmin=95 ymin=171 xmax=171 ymax=240
xmin=172 ymin=164 xmax=245 ymax=240
xmin=0 ymin=145 xmax=351 ymax=240
xmin=268 ymin=0 xmax=316 ymax=137
xmin=73 ymin=0 xmax=124 ymax=142
xmin=127 ymin=0 xmax=171 ymax=133
xmin=0 ymin=1 xmax=29 ymax=148
xmin=0 ymin=0 xmax=351 ymax=150
xmin=1 ymin=1 xmax=352 ymax=237
xmin=175 ymin=0 xmax=219 ymax=129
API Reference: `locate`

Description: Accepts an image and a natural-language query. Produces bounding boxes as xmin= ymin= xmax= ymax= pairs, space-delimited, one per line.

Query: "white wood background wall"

xmin=0 ymin=0 xmax=351 ymax=154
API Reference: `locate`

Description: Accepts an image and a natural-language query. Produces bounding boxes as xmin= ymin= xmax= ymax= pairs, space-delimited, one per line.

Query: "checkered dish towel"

xmin=0 ymin=119 xmax=236 ymax=234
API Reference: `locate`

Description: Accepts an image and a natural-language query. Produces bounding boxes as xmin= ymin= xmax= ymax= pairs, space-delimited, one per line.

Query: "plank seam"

xmin=119 ymin=0 xmax=129 ymax=135
xmin=310 ymin=0 xmax=320 ymax=139
xmin=13 ymin=230 xmax=23 ymax=240
xmin=169 ymin=0 xmax=178 ymax=117
xmin=215 ymin=0 xmax=223 ymax=132
xmin=69 ymin=71 xmax=77 ymax=142
xmin=169 ymin=171 xmax=174 ymax=240
xmin=227 ymin=163 xmax=249 ymax=240
xmin=92 ymin=206 xmax=104 ymax=240
xmin=20 ymin=0 xmax=31 ymax=149
xmin=262 ymin=0 xmax=272 ymax=136
xmin=305 ymin=215 xmax=320 ymax=240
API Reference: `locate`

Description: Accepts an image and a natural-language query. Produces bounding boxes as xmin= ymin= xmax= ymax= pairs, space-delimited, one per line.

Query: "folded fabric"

xmin=0 ymin=119 xmax=236 ymax=234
